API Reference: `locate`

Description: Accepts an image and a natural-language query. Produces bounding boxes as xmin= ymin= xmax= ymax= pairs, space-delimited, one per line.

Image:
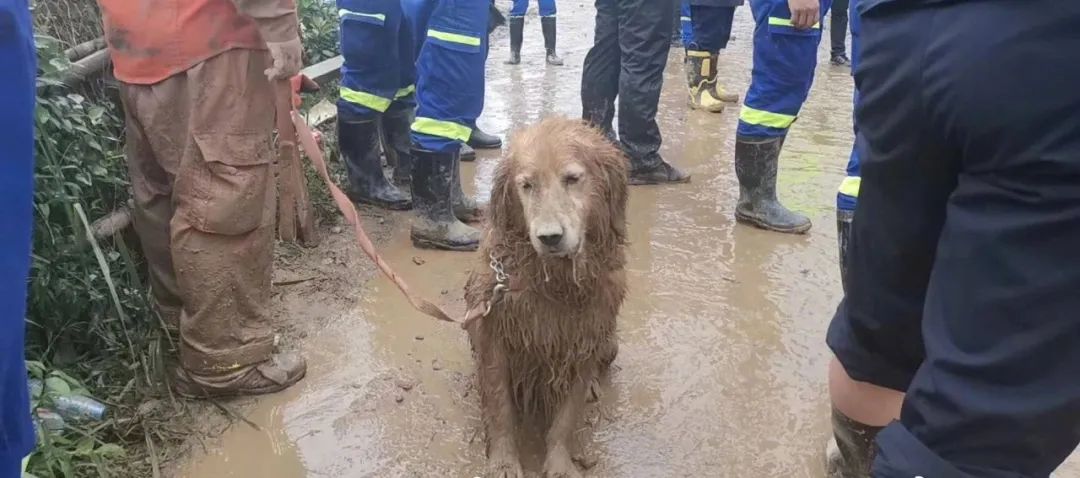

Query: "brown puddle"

xmin=175 ymin=3 xmax=1080 ymax=477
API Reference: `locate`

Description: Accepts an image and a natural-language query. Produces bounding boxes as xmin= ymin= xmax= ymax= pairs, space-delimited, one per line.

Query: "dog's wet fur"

xmin=465 ymin=117 xmax=629 ymax=477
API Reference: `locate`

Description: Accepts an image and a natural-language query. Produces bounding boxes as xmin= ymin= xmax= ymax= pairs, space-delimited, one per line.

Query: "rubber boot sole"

xmin=628 ymin=174 xmax=692 ymax=186
xmin=173 ymin=368 xmax=308 ymax=399
xmin=410 ymin=233 xmax=479 ymax=251
xmin=735 ymin=210 xmax=812 ymax=234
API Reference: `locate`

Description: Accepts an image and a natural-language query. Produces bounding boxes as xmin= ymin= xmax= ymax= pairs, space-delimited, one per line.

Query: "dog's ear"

xmin=578 ymin=121 xmax=629 ymax=245
xmin=488 ymin=150 xmax=522 ymax=235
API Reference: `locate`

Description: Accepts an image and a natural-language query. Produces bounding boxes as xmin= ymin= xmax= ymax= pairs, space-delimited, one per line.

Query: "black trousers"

xmin=581 ymin=0 xmax=673 ymax=172
xmin=830 ymin=0 xmax=848 ymax=56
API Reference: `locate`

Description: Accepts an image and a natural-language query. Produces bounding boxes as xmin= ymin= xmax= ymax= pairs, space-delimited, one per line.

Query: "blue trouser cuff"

xmin=873 ymin=423 xmax=970 ymax=477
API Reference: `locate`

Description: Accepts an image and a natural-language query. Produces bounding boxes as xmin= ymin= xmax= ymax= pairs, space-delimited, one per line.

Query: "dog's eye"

xmin=564 ymin=174 xmax=580 ymax=186
xmin=522 ymin=181 xmax=533 ymax=191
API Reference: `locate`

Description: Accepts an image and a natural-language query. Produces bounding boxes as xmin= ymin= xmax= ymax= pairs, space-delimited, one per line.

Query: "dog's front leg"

xmin=543 ymin=377 xmax=588 ymax=478
xmin=480 ymin=342 xmax=523 ymax=478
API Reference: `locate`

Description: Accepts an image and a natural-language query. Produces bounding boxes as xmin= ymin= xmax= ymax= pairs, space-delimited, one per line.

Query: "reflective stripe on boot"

xmin=686 ymin=51 xmax=725 ymax=113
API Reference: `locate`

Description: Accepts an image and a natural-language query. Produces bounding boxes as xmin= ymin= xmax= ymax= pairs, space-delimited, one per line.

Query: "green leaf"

xmin=43 ymin=376 xmax=71 ymax=396
xmin=95 ymin=443 xmax=125 ymax=457
xmin=87 ymin=106 xmax=106 ymax=124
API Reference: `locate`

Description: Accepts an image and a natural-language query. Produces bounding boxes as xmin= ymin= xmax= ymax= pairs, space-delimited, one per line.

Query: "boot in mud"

xmin=468 ymin=127 xmax=502 ymax=149
xmin=629 ymin=157 xmax=691 ymax=185
xmin=460 ymin=142 xmax=477 ymax=162
xmin=837 ymin=207 xmax=854 ymax=292
xmin=381 ymin=106 xmax=414 ymax=187
xmin=506 ymin=17 xmax=523 ymax=65
xmin=685 ymin=51 xmax=727 ymax=113
xmin=734 ymin=135 xmax=811 ymax=233
xmin=542 ymin=17 xmax=564 ymax=66
xmin=174 ymin=352 xmax=307 ymax=398
xmin=452 ymin=156 xmax=483 ymax=223
xmin=410 ymin=148 xmax=481 ymax=251
xmin=340 ymin=117 xmax=412 ymax=210
xmin=825 ymin=407 xmax=883 ymax=478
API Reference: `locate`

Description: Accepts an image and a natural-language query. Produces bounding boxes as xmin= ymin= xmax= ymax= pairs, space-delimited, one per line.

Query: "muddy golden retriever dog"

xmin=465 ymin=117 xmax=628 ymax=477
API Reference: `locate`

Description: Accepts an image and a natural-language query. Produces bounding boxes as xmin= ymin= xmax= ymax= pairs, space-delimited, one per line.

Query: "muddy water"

xmin=177 ymin=4 xmax=1079 ymax=478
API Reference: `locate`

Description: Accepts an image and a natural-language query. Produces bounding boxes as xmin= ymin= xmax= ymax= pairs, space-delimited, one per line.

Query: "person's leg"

xmin=679 ymin=0 xmax=694 ymax=48
xmin=734 ymin=0 xmax=829 ymax=233
xmin=171 ymin=49 xmax=305 ymax=396
xmin=581 ymin=0 xmax=621 ymax=139
xmin=507 ymin=0 xmax=526 ymax=64
xmin=829 ymin=0 xmax=849 ymax=63
xmin=409 ymin=0 xmax=488 ymax=250
xmin=825 ymin=0 xmax=953 ymax=474
xmin=685 ymin=5 xmax=738 ymax=111
xmin=868 ymin=1 xmax=1080 ymax=476
xmin=617 ymin=0 xmax=687 ymax=184
xmin=835 ymin=0 xmax=862 ymax=292
xmin=119 ymin=82 xmax=184 ymax=330
xmin=386 ymin=10 xmax=419 ymax=187
xmin=539 ymin=0 xmax=563 ymax=65
xmin=337 ymin=0 xmax=412 ymax=209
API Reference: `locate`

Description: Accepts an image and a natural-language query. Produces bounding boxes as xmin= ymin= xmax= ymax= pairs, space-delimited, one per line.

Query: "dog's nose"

xmin=538 ymin=233 xmax=563 ymax=247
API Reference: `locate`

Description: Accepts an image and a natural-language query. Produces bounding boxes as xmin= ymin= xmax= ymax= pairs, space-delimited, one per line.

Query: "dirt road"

xmin=175 ymin=4 xmax=1080 ymax=477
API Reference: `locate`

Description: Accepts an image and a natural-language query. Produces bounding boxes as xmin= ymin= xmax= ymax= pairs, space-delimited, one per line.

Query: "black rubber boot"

xmin=734 ymin=135 xmax=811 ymax=233
xmin=381 ymin=107 xmax=414 ymax=186
xmin=339 ymin=117 xmax=412 ymax=210
xmin=837 ymin=208 xmax=854 ymax=293
xmin=541 ymin=17 xmax=564 ymax=66
xmin=460 ymin=142 xmax=477 ymax=162
xmin=452 ymin=158 xmax=483 ymax=223
xmin=629 ymin=158 xmax=691 ymax=185
xmin=825 ymin=407 xmax=883 ymax=478
xmin=410 ymin=148 xmax=480 ymax=251
xmin=468 ymin=127 xmax=502 ymax=149
xmin=506 ymin=17 xmax=523 ymax=65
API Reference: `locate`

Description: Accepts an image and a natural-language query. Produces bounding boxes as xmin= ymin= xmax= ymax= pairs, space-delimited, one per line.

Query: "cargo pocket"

xmin=188 ymin=132 xmax=273 ymax=236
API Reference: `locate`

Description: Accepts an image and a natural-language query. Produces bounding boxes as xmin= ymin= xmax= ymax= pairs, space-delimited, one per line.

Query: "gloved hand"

xmin=265 ymin=37 xmax=304 ymax=81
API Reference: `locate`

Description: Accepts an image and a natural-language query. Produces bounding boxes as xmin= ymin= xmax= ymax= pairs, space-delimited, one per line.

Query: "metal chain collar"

xmin=484 ymin=251 xmax=510 ymax=316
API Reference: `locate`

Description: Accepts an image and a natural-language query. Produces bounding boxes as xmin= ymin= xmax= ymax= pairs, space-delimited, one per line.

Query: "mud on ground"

xmin=170 ymin=3 xmax=1080 ymax=477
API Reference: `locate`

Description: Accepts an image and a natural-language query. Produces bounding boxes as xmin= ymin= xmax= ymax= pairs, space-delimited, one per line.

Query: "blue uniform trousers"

xmin=509 ymin=0 xmax=555 ymax=18
xmin=736 ymin=0 xmax=830 ymax=138
xmin=338 ymin=0 xmax=418 ymax=121
xmin=339 ymin=0 xmax=489 ymax=153
xmin=681 ymin=3 xmax=736 ymax=53
xmin=827 ymin=0 xmax=1080 ymax=476
xmin=836 ymin=0 xmax=861 ymax=212
xmin=0 ymin=0 xmax=37 ymax=472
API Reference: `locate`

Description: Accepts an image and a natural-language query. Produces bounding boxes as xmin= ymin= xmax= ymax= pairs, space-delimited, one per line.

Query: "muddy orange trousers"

xmin=120 ymin=49 xmax=277 ymax=382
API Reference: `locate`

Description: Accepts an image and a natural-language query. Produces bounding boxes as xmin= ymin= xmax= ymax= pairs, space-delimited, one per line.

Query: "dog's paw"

xmin=543 ymin=449 xmax=584 ymax=478
xmin=485 ymin=458 xmax=525 ymax=478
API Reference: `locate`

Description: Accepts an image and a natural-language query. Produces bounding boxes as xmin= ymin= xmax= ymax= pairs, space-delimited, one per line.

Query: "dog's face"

xmin=513 ymin=157 xmax=589 ymax=256
xmin=492 ymin=118 xmax=628 ymax=258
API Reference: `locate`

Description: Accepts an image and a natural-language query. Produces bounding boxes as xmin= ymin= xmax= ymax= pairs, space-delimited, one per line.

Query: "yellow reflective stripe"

xmin=412 ymin=117 xmax=472 ymax=142
xmin=395 ymin=85 xmax=415 ymax=98
xmin=739 ymin=105 xmax=797 ymax=129
xmin=767 ymin=16 xmax=820 ymax=29
xmin=428 ymin=29 xmax=482 ymax=47
xmin=838 ymin=176 xmax=861 ymax=197
xmin=338 ymin=8 xmax=386 ymax=22
xmin=687 ymin=50 xmax=710 ymax=58
xmin=340 ymin=86 xmax=392 ymax=112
